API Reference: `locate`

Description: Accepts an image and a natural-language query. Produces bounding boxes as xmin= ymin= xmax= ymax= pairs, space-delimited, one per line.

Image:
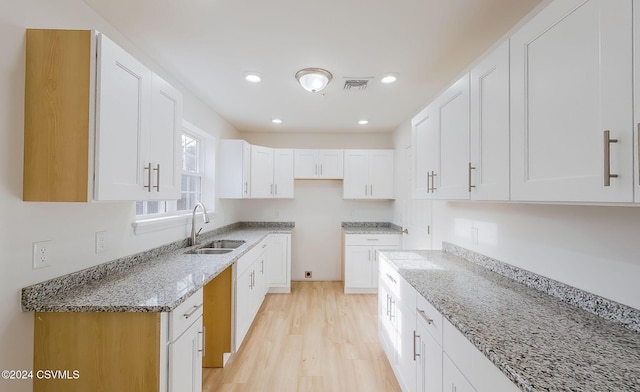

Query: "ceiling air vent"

xmin=343 ymin=79 xmax=369 ymax=91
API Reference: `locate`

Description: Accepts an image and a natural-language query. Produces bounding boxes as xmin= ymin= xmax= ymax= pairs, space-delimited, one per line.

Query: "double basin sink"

xmin=185 ymin=239 xmax=246 ymax=255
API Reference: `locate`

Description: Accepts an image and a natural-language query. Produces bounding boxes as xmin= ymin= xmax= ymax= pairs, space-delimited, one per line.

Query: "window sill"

xmin=132 ymin=212 xmax=209 ymax=235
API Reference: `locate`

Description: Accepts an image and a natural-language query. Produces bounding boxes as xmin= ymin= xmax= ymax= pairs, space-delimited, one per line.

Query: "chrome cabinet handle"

xmin=426 ymin=172 xmax=431 ymax=194
xmin=183 ymin=303 xmax=203 ymax=319
xmin=604 ymin=130 xmax=618 ymax=186
xmin=417 ymin=309 xmax=433 ymax=325
xmin=320 ymin=164 xmax=323 ymax=176
xmin=275 ymin=183 xmax=278 ymax=195
xmin=431 ymin=171 xmax=437 ymax=192
xmin=385 ymin=273 xmax=396 ymax=284
xmin=413 ymin=330 xmax=420 ymax=360
xmin=315 ymin=164 xmax=318 ymax=176
xmin=144 ymin=163 xmax=152 ymax=192
xmin=244 ymin=181 xmax=248 ymax=195
xmin=199 ymin=326 xmax=206 ymax=357
xmin=468 ymin=162 xmax=476 ymax=192
xmin=153 ymin=164 xmax=160 ymax=191
xmin=386 ymin=294 xmax=390 ymax=317
xmin=365 ymin=184 xmax=368 ymax=196
xmin=261 ymin=260 xmax=264 ymax=274
xmin=389 ymin=298 xmax=395 ymax=320
xmin=370 ymin=184 xmax=373 ymax=196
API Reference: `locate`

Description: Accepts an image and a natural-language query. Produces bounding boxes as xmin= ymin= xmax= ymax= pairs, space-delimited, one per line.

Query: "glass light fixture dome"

xmin=295 ymin=68 xmax=332 ymax=93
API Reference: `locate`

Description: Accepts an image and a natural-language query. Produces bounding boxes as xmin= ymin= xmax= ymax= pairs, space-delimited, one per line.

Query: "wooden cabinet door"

xmin=294 ymin=149 xmax=318 ymax=179
xmin=273 ymin=148 xmax=294 ymax=198
xmin=169 ymin=316 xmax=203 ymax=392
xmin=370 ymin=150 xmax=395 ymax=199
xmin=343 ymin=150 xmax=370 ymax=198
xmin=150 ymin=74 xmax=182 ymax=200
xmin=95 ymin=33 xmax=151 ymax=201
xmin=511 ymin=0 xmax=633 ymax=202
xmin=250 ymin=145 xmax=274 ymax=198
xmin=470 ymin=40 xmax=510 ymax=201
xmin=435 ymin=74 xmax=470 ymax=200
xmin=317 ymin=149 xmax=344 ymax=179
xmin=412 ymin=103 xmax=439 ymax=199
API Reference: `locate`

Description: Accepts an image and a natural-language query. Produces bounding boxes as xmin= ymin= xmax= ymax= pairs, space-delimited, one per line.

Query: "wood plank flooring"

xmin=203 ymin=281 xmax=401 ymax=392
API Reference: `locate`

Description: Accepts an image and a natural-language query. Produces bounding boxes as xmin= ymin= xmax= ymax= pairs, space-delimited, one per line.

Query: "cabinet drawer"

xmin=169 ymin=288 xmax=203 ymax=341
xmin=378 ymin=255 xmax=401 ymax=297
xmin=398 ymin=275 xmax=416 ymax=313
xmin=416 ymin=293 xmax=443 ymax=347
xmin=236 ymin=239 xmax=268 ymax=276
xmin=345 ymin=234 xmax=400 ymax=246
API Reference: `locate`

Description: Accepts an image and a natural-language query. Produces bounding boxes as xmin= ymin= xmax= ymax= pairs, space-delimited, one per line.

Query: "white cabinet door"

xmin=443 ymin=354 xmax=476 ymax=392
xmin=412 ymin=104 xmax=438 ymax=199
xmin=317 ymin=150 xmax=344 ymax=179
xmin=273 ymin=148 xmax=294 ymax=198
xmin=250 ymin=145 xmax=274 ymax=198
xmin=511 ymin=0 xmax=633 ymax=202
xmin=95 ymin=33 xmax=151 ymax=201
xmin=370 ymin=150 xmax=395 ymax=199
xmin=343 ymin=150 xmax=370 ymax=198
xmin=294 ymin=149 xmax=318 ymax=178
xmin=344 ymin=246 xmax=373 ymax=289
xmin=470 ymin=40 xmax=510 ymax=201
xmin=378 ymin=282 xmax=397 ymax=367
xmin=235 ymin=266 xmax=253 ymax=350
xmin=416 ymin=320 xmax=443 ymax=392
xmin=435 ymin=74 xmax=471 ymax=200
xmin=169 ymin=315 xmax=203 ymax=392
xmin=267 ymin=234 xmax=291 ymax=291
xmin=396 ymin=303 xmax=416 ymax=392
xmin=218 ymin=140 xmax=251 ymax=198
xmin=150 ymin=74 xmax=182 ymax=200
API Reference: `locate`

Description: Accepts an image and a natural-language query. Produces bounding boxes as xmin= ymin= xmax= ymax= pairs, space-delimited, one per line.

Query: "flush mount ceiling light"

xmin=295 ymin=68 xmax=332 ymax=93
xmin=358 ymin=120 xmax=369 ymax=125
xmin=244 ymin=72 xmax=262 ymax=83
xmin=380 ymin=74 xmax=398 ymax=84
xmin=271 ymin=118 xmax=283 ymax=124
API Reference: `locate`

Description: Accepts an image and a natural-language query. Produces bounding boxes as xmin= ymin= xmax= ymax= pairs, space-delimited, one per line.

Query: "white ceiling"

xmin=84 ymin=0 xmax=542 ymax=133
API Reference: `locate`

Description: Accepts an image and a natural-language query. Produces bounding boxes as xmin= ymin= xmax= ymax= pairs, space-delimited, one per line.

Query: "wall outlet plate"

xmin=32 ymin=240 xmax=52 ymax=269
xmin=95 ymin=231 xmax=107 ymax=254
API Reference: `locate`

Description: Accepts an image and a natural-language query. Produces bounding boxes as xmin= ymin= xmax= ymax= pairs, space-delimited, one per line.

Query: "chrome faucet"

xmin=190 ymin=203 xmax=210 ymax=246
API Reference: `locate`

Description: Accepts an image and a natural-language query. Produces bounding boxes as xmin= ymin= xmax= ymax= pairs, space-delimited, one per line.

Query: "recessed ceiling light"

xmin=358 ymin=120 xmax=369 ymax=125
xmin=381 ymin=74 xmax=398 ymax=84
xmin=272 ymin=118 xmax=283 ymax=124
xmin=244 ymin=73 xmax=262 ymax=83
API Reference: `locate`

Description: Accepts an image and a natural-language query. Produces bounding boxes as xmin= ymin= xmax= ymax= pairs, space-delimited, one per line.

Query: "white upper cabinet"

xmin=95 ymin=33 xmax=183 ymax=201
xmin=250 ymin=146 xmax=294 ymax=199
xmin=413 ymin=75 xmax=470 ymax=200
xmin=294 ymin=149 xmax=344 ymax=179
xmin=218 ymin=139 xmax=251 ymax=198
xmin=470 ymin=40 xmax=510 ymax=201
xmin=510 ymin=0 xmax=633 ymax=202
xmin=344 ymin=150 xmax=395 ymax=199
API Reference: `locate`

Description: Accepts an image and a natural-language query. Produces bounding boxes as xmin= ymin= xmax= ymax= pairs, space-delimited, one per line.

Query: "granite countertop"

xmin=341 ymin=221 xmax=403 ymax=235
xmin=379 ymin=249 xmax=640 ymax=392
xmin=22 ymin=223 xmax=293 ymax=313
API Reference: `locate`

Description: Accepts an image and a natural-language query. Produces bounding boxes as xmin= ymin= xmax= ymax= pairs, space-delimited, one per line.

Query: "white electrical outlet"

xmin=95 ymin=231 xmax=107 ymax=254
xmin=32 ymin=240 xmax=52 ymax=269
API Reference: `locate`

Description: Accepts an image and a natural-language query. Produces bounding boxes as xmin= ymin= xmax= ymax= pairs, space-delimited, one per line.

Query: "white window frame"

xmin=133 ymin=120 xmax=216 ymax=235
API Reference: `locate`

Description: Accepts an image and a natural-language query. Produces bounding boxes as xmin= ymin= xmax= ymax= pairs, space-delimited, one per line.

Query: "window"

xmin=133 ymin=121 xmax=216 ymax=234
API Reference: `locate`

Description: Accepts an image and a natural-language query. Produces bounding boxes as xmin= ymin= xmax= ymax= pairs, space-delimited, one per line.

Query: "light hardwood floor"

xmin=203 ymin=281 xmax=401 ymax=392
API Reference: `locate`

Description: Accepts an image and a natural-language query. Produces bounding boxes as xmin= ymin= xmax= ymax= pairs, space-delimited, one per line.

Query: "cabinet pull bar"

xmin=386 ymin=273 xmax=397 ymax=284
xmin=413 ymin=330 xmax=420 ymax=360
xmin=386 ymin=294 xmax=390 ymax=316
xmin=244 ymin=181 xmax=248 ymax=195
xmin=604 ymin=130 xmax=618 ymax=186
xmin=365 ymin=184 xmax=368 ymax=196
xmin=153 ymin=164 xmax=160 ymax=191
xmin=390 ymin=298 xmax=395 ymax=320
xmin=320 ymin=164 xmax=323 ymax=176
xmin=199 ymin=326 xmax=206 ymax=357
xmin=315 ymin=164 xmax=318 ymax=176
xmin=431 ymin=171 xmax=437 ymax=192
xmin=468 ymin=162 xmax=476 ymax=192
xmin=417 ymin=309 xmax=433 ymax=325
xmin=261 ymin=260 xmax=264 ymax=274
xmin=370 ymin=184 xmax=373 ymax=196
xmin=183 ymin=303 xmax=203 ymax=319
xmin=426 ymin=172 xmax=431 ymax=193
xmin=144 ymin=163 xmax=152 ymax=192
xmin=275 ymin=183 xmax=278 ymax=195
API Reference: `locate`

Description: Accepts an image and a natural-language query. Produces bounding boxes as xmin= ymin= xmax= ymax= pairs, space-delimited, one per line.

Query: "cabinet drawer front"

xmin=398 ymin=275 xmax=416 ymax=313
xmin=169 ymin=288 xmax=203 ymax=341
xmin=416 ymin=293 xmax=443 ymax=347
xmin=378 ymin=256 xmax=401 ymax=297
xmin=345 ymin=234 xmax=400 ymax=246
xmin=236 ymin=240 xmax=268 ymax=276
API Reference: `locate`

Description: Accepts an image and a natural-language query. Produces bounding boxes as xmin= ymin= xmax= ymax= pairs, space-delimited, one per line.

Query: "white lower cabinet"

xmin=416 ymin=319 xmax=442 ymax=392
xmin=344 ymin=233 xmax=400 ymax=294
xmin=443 ymin=354 xmax=476 ymax=392
xmin=267 ymin=234 xmax=292 ymax=293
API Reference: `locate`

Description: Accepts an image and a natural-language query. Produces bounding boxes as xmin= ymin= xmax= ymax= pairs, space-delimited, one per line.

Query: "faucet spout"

xmin=190 ymin=203 xmax=210 ymax=246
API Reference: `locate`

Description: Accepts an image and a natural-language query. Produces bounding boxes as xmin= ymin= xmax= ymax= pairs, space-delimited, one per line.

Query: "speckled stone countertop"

xmin=22 ymin=222 xmax=293 ymax=313
xmin=378 ymin=248 xmax=640 ymax=392
xmin=341 ymin=221 xmax=402 ymax=234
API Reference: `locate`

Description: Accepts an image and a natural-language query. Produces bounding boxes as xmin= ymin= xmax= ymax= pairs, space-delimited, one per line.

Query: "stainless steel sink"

xmin=202 ymin=239 xmax=245 ymax=249
xmin=191 ymin=248 xmax=233 ymax=255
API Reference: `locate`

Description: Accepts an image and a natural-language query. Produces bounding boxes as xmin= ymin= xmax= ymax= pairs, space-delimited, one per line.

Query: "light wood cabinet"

xmin=23 ymin=29 xmax=182 ymax=202
xmin=294 ymin=149 xmax=344 ymax=179
xmin=218 ymin=139 xmax=251 ymax=198
xmin=344 ymin=233 xmax=400 ymax=294
xmin=470 ymin=40 xmax=510 ymax=201
xmin=343 ymin=150 xmax=395 ymax=199
xmin=510 ymin=0 xmax=633 ymax=202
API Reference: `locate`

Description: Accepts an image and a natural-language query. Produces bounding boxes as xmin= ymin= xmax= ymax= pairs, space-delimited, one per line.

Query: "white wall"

xmin=239 ymin=132 xmax=395 ymax=281
xmin=0 ymin=1 xmax=240 ymax=390
xmin=392 ymin=121 xmax=640 ymax=311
